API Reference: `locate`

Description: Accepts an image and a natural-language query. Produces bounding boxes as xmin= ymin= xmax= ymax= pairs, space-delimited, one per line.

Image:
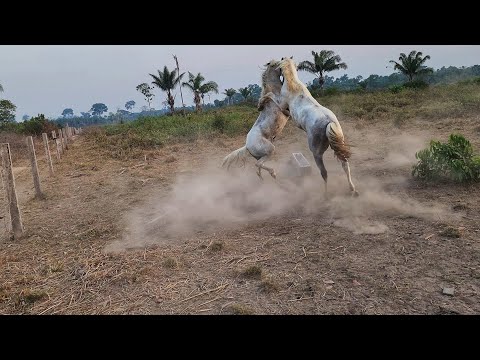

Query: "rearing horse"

xmin=276 ymin=57 xmax=358 ymax=197
xmin=222 ymin=59 xmax=290 ymax=179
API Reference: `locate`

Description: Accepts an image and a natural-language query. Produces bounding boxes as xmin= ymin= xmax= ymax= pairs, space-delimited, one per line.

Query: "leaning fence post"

xmin=26 ymin=136 xmax=43 ymax=199
xmin=0 ymin=143 xmax=24 ymax=239
xmin=42 ymin=133 xmax=54 ymax=176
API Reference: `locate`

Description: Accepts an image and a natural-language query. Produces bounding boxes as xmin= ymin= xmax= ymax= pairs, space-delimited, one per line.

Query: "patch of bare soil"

xmin=1 ymin=117 xmax=479 ymax=314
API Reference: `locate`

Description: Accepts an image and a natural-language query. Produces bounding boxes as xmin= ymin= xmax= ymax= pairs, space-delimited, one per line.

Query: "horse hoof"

xmin=270 ymin=172 xmax=277 ymax=180
xmin=352 ymin=191 xmax=359 ymax=198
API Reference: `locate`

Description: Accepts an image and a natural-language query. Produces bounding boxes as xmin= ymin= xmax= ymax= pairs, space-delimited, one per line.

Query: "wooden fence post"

xmin=51 ymin=130 xmax=57 ymax=139
xmin=62 ymin=128 xmax=69 ymax=150
xmin=26 ymin=136 xmax=43 ymax=199
xmin=55 ymin=138 xmax=61 ymax=160
xmin=0 ymin=143 xmax=24 ymax=239
xmin=42 ymin=133 xmax=54 ymax=176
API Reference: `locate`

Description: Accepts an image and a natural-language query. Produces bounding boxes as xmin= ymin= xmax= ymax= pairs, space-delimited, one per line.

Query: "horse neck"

xmin=262 ymin=81 xmax=282 ymax=96
xmin=262 ymin=70 xmax=282 ymax=95
xmin=282 ymin=63 xmax=302 ymax=93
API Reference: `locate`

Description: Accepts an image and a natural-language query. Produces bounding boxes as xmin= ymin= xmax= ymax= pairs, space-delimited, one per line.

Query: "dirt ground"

xmin=0 ymin=116 xmax=479 ymax=315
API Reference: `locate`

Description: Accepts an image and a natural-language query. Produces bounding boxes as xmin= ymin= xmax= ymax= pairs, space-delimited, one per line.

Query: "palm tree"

xmin=298 ymin=50 xmax=348 ymax=89
xmin=223 ymin=88 xmax=237 ymax=105
xmin=389 ymin=50 xmax=433 ymax=82
xmin=149 ymin=66 xmax=184 ymax=114
xmin=238 ymin=87 xmax=252 ymax=102
xmin=182 ymin=72 xmax=219 ymax=112
xmin=199 ymin=81 xmax=219 ymax=107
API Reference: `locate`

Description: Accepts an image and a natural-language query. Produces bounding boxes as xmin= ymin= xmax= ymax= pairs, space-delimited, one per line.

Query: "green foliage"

xmin=412 ymin=134 xmax=480 ymax=182
xmin=20 ymin=114 xmax=59 ymax=136
xmin=62 ymin=108 xmax=74 ymax=117
xmin=136 ymin=83 xmax=155 ymax=109
xmin=298 ymin=50 xmax=347 ymax=89
xmin=125 ymin=100 xmax=136 ymax=110
xmin=0 ymin=99 xmax=16 ymax=125
xmin=323 ymin=87 xmax=340 ymax=96
xmin=389 ymin=84 xmax=404 ymax=93
xmin=390 ymin=50 xmax=433 ymax=82
xmin=403 ymin=80 xmax=429 ymax=89
xmin=86 ymin=106 xmax=257 ymax=159
xmin=90 ymin=103 xmax=108 ymax=117
xmin=211 ymin=114 xmax=226 ymax=133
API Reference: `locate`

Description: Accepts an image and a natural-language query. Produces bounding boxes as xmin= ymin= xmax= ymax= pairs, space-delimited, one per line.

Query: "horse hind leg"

xmin=341 ymin=160 xmax=359 ymax=197
xmin=313 ymin=153 xmax=328 ymax=199
xmin=255 ymin=154 xmax=277 ymax=180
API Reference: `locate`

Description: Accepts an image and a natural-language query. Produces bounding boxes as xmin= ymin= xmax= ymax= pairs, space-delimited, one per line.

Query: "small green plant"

xmin=211 ymin=114 xmax=227 ymax=133
xmin=412 ymin=134 xmax=480 ymax=182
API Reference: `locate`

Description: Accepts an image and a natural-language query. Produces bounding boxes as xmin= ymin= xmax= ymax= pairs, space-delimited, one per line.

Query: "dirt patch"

xmin=1 ymin=118 xmax=479 ymax=314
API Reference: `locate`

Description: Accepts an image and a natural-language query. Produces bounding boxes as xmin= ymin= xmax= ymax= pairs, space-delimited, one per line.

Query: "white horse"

xmin=276 ymin=57 xmax=358 ymax=197
xmin=222 ymin=60 xmax=290 ymax=179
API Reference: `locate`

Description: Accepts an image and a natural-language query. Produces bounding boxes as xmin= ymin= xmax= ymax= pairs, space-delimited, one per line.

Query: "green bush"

xmin=211 ymin=114 xmax=227 ymax=133
xmin=404 ymin=80 xmax=429 ymax=89
xmin=412 ymin=134 xmax=480 ymax=182
xmin=389 ymin=84 xmax=404 ymax=93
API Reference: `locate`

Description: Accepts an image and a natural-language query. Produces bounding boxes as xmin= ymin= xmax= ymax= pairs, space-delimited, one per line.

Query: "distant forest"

xmin=53 ymin=64 xmax=480 ymax=128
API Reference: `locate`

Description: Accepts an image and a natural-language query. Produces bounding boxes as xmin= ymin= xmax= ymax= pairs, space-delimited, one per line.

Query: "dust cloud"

xmin=105 ymin=131 xmax=456 ymax=252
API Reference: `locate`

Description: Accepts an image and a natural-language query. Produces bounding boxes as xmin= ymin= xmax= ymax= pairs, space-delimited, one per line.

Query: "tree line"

xmin=2 ymin=49 xmax=480 ymax=128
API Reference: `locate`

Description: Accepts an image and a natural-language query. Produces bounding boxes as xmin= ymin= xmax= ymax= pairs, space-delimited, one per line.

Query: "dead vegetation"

xmin=0 ymin=112 xmax=479 ymax=315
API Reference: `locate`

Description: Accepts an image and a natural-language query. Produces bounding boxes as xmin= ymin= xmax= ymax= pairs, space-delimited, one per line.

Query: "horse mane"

xmin=277 ymin=58 xmax=303 ymax=93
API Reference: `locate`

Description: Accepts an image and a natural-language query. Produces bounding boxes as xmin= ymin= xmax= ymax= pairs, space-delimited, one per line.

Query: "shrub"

xmin=389 ymin=84 xmax=404 ymax=94
xmin=403 ymin=80 xmax=429 ymax=89
xmin=412 ymin=134 xmax=480 ymax=182
xmin=211 ymin=114 xmax=227 ymax=133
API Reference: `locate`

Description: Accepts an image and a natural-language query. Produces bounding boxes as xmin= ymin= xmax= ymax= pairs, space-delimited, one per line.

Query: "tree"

xmin=182 ymin=72 xmax=219 ymax=112
xmin=0 ymin=82 xmax=3 ymax=93
xmin=80 ymin=112 xmax=91 ymax=118
xmin=149 ymin=66 xmax=185 ymax=114
xmin=125 ymin=100 xmax=136 ymax=111
xmin=22 ymin=114 xmax=30 ymax=121
xmin=0 ymin=99 xmax=16 ymax=125
xmin=389 ymin=50 xmax=434 ymax=82
xmin=238 ymin=87 xmax=252 ymax=101
xmin=199 ymin=80 xmax=219 ymax=107
xmin=298 ymin=50 xmax=348 ymax=89
xmin=90 ymin=103 xmax=108 ymax=117
xmin=62 ymin=108 xmax=74 ymax=118
xmin=222 ymin=88 xmax=237 ymax=105
xmin=136 ymin=83 xmax=155 ymax=110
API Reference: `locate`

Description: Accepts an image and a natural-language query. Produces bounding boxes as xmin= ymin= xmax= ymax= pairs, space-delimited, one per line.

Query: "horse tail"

xmin=326 ymin=121 xmax=351 ymax=161
xmin=221 ymin=146 xmax=250 ymax=170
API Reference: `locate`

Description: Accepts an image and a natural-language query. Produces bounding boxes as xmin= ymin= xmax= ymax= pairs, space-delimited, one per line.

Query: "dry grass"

xmin=227 ymin=303 xmax=255 ymax=315
xmin=241 ymin=265 xmax=262 ymax=279
xmin=1 ymin=114 xmax=480 ymax=315
xmin=440 ymin=226 xmax=462 ymax=238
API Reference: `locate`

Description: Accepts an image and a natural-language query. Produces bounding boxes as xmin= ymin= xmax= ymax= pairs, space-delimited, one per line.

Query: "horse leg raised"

xmin=313 ymin=153 xmax=328 ymax=198
xmin=341 ymin=160 xmax=359 ymax=197
xmin=255 ymin=155 xmax=277 ymax=180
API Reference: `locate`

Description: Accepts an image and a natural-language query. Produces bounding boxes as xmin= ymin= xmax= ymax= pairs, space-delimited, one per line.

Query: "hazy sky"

xmin=1 ymin=45 xmax=479 ymax=120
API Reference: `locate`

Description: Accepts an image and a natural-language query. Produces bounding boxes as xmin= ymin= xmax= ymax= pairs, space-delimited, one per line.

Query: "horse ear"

xmin=290 ymin=56 xmax=293 ymax=59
